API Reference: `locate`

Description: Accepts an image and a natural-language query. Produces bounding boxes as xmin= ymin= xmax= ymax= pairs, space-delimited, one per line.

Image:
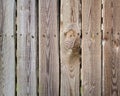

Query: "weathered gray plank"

xmin=0 ymin=0 xmax=15 ymax=96
xmin=82 ymin=0 xmax=101 ymax=96
xmin=103 ymin=0 xmax=120 ymax=95
xmin=60 ymin=0 xmax=81 ymax=96
xmin=17 ymin=0 xmax=37 ymax=96
xmin=39 ymin=0 xmax=59 ymax=96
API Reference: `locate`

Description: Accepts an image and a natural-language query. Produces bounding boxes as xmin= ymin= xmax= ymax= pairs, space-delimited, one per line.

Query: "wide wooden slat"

xmin=60 ymin=0 xmax=81 ymax=96
xmin=82 ymin=0 xmax=101 ymax=96
xmin=103 ymin=0 xmax=120 ymax=95
xmin=39 ymin=0 xmax=59 ymax=96
xmin=17 ymin=0 xmax=37 ymax=96
xmin=0 ymin=0 xmax=15 ymax=96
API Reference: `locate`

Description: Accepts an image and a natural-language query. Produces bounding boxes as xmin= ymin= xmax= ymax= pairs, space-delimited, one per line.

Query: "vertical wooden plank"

xmin=60 ymin=0 xmax=81 ymax=96
xmin=0 ymin=0 xmax=15 ymax=96
xmin=17 ymin=0 xmax=37 ymax=96
xmin=103 ymin=0 xmax=120 ymax=95
xmin=82 ymin=0 xmax=101 ymax=96
xmin=39 ymin=0 xmax=59 ymax=96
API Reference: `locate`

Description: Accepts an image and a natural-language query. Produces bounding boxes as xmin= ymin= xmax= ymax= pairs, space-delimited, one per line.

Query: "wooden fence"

xmin=0 ymin=0 xmax=120 ymax=96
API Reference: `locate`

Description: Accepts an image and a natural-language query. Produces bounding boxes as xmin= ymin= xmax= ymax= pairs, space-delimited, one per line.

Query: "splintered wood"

xmin=60 ymin=0 xmax=81 ymax=96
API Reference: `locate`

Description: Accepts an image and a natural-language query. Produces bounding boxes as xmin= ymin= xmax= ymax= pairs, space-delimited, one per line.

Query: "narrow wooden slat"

xmin=103 ymin=0 xmax=120 ymax=95
xmin=39 ymin=0 xmax=59 ymax=96
xmin=17 ymin=0 xmax=37 ymax=96
xmin=0 ymin=0 xmax=15 ymax=96
xmin=82 ymin=0 xmax=101 ymax=96
xmin=60 ymin=0 xmax=81 ymax=96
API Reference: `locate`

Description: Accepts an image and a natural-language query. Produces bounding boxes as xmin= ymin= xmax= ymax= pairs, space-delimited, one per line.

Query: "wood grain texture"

xmin=82 ymin=0 xmax=101 ymax=96
xmin=17 ymin=0 xmax=37 ymax=96
xmin=103 ymin=0 xmax=120 ymax=95
xmin=39 ymin=0 xmax=59 ymax=96
xmin=0 ymin=0 xmax=15 ymax=96
xmin=60 ymin=0 xmax=81 ymax=96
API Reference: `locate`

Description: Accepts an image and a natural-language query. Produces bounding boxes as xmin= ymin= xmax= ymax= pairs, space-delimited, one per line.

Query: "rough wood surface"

xmin=103 ymin=0 xmax=120 ymax=95
xmin=82 ymin=0 xmax=101 ymax=96
xmin=60 ymin=0 xmax=81 ymax=96
xmin=39 ymin=0 xmax=59 ymax=96
xmin=17 ymin=0 xmax=37 ymax=96
xmin=0 ymin=0 xmax=15 ymax=96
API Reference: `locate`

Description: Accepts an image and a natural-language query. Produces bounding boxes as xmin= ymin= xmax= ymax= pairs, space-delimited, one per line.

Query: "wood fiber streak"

xmin=60 ymin=0 xmax=81 ymax=96
xmin=17 ymin=0 xmax=37 ymax=96
xmin=82 ymin=0 xmax=101 ymax=96
xmin=0 ymin=0 xmax=15 ymax=96
xmin=39 ymin=0 xmax=59 ymax=96
xmin=103 ymin=0 xmax=120 ymax=96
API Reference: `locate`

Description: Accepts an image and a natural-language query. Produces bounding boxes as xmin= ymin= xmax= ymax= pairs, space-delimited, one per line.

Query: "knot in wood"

xmin=113 ymin=39 xmax=120 ymax=47
xmin=63 ymin=24 xmax=80 ymax=51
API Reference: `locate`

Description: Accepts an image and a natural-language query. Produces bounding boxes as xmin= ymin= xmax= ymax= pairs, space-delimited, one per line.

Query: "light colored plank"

xmin=82 ymin=0 xmax=101 ymax=96
xmin=60 ymin=0 xmax=81 ymax=96
xmin=17 ymin=0 xmax=37 ymax=96
xmin=39 ymin=0 xmax=59 ymax=96
xmin=103 ymin=0 xmax=120 ymax=95
xmin=0 ymin=0 xmax=15 ymax=96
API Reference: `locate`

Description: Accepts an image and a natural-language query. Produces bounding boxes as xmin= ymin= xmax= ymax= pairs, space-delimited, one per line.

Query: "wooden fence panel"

xmin=82 ymin=0 xmax=101 ymax=96
xmin=0 ymin=0 xmax=15 ymax=96
xmin=103 ymin=0 xmax=120 ymax=95
xmin=60 ymin=0 xmax=81 ymax=96
xmin=2 ymin=0 xmax=120 ymax=96
xmin=39 ymin=0 xmax=59 ymax=96
xmin=17 ymin=0 xmax=37 ymax=96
